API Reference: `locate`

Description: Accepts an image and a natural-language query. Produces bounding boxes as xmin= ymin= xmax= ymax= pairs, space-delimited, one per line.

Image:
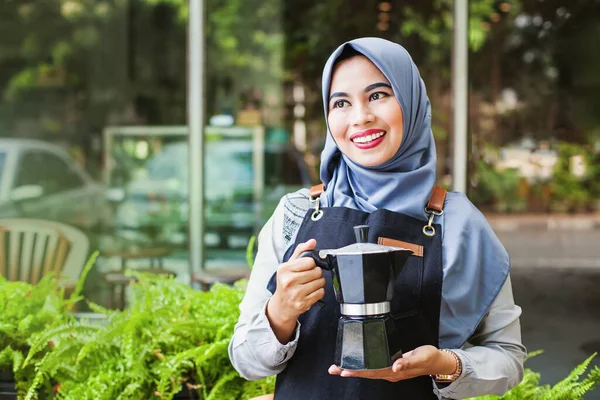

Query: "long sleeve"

xmin=434 ymin=275 xmax=527 ymax=399
xmin=228 ymin=195 xmax=302 ymax=380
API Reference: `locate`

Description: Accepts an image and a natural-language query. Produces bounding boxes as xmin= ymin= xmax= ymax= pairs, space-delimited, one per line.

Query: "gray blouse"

xmin=228 ymin=189 xmax=526 ymax=399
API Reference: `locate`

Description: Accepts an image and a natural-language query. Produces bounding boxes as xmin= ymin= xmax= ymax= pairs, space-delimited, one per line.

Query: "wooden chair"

xmin=191 ymin=267 xmax=250 ymax=291
xmin=0 ymin=219 xmax=90 ymax=288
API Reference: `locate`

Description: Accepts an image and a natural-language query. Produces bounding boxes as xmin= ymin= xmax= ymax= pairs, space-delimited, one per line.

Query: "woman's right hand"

xmin=266 ymin=239 xmax=326 ymax=344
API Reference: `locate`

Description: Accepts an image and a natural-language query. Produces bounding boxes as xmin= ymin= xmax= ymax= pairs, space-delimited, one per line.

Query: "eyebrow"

xmin=329 ymin=82 xmax=393 ymax=102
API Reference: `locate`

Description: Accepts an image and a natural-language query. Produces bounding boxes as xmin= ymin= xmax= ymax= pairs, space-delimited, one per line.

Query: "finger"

xmin=328 ymin=365 xmax=342 ymax=375
xmin=302 ymin=276 xmax=326 ymax=293
xmin=402 ymin=350 xmax=414 ymax=359
xmin=289 ymin=239 xmax=317 ymax=260
xmin=289 ymin=258 xmax=323 ymax=273
xmin=302 ymin=286 xmax=325 ymax=306
xmin=290 ymin=268 xmax=323 ymax=287
xmin=392 ymin=359 xmax=428 ymax=377
xmin=393 ymin=353 xmax=416 ymax=370
xmin=392 ymin=358 xmax=412 ymax=373
xmin=339 ymin=369 xmax=386 ymax=379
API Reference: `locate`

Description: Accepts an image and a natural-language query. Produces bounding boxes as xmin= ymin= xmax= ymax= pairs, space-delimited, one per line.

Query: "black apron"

xmin=267 ymin=205 xmax=443 ymax=399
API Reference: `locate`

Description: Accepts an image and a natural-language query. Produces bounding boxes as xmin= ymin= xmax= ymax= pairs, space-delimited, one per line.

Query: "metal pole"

xmin=452 ymin=0 xmax=469 ymax=193
xmin=188 ymin=0 xmax=205 ymax=275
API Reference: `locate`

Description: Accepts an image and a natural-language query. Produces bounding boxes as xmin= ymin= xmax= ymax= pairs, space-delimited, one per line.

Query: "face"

xmin=327 ymin=56 xmax=403 ymax=167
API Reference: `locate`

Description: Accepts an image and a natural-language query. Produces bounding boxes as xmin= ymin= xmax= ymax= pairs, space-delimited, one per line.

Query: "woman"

xmin=229 ymin=37 xmax=526 ymax=399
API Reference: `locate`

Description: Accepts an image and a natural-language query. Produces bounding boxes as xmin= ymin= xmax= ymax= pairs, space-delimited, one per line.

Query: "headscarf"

xmin=319 ymin=37 xmax=435 ymax=220
xmin=318 ymin=38 xmax=510 ymax=349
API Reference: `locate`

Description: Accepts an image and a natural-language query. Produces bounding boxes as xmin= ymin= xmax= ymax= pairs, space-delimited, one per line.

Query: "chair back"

xmin=0 ymin=219 xmax=90 ymax=287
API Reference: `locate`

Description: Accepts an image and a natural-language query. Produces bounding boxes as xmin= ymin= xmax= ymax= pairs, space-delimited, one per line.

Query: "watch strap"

xmin=433 ymin=349 xmax=462 ymax=382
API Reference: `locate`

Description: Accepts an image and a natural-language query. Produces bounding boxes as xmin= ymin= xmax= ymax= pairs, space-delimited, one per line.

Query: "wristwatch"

xmin=433 ymin=349 xmax=462 ymax=383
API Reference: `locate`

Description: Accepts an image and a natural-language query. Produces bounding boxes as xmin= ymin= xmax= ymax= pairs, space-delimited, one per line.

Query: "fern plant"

xmin=11 ymin=269 xmax=273 ymax=400
xmin=467 ymin=351 xmax=600 ymax=400
xmin=0 ymin=251 xmax=98 ymax=397
xmin=4 ymin=254 xmax=598 ymax=399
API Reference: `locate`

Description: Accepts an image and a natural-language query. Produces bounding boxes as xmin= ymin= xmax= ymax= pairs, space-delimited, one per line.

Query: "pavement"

xmin=486 ymin=213 xmax=600 ymax=232
xmin=512 ymin=266 xmax=600 ymax=399
xmin=487 ymin=213 xmax=600 ymax=269
xmin=485 ymin=213 xmax=600 ymax=398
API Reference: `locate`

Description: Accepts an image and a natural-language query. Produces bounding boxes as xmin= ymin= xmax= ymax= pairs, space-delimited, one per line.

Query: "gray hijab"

xmin=318 ymin=38 xmax=510 ymax=349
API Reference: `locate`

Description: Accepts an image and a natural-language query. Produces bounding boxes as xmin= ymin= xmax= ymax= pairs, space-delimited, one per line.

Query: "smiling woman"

xmin=229 ymin=37 xmax=526 ymax=400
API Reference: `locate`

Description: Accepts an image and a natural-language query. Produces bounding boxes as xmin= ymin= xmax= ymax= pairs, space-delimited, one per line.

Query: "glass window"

xmin=0 ymin=1 xmax=187 ymax=308
xmin=15 ymin=152 xmax=46 ymax=188
xmin=469 ymin=0 xmax=600 ymax=214
xmin=17 ymin=151 xmax=84 ymax=195
xmin=204 ymin=0 xmax=454 ymax=268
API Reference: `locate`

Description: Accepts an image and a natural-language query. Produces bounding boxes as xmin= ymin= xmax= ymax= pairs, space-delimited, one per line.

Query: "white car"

xmin=0 ymin=139 xmax=113 ymax=232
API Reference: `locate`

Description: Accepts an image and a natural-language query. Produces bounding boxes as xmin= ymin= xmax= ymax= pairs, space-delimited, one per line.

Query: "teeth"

xmin=352 ymin=132 xmax=385 ymax=143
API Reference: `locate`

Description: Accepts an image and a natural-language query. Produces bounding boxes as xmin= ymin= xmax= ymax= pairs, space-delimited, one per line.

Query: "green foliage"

xmin=472 ymin=159 xmax=521 ymax=211
xmin=550 ymin=142 xmax=594 ymax=210
xmin=0 ymin=253 xmax=98 ymax=396
xmin=0 ymin=267 xmax=80 ymax=395
xmin=401 ymin=0 xmax=520 ymax=60
xmin=3 ymin=252 xmax=598 ymax=399
xmin=246 ymin=235 xmax=257 ymax=270
xmin=467 ymin=351 xmax=600 ymax=400
xmin=1 ymin=264 xmax=273 ymax=399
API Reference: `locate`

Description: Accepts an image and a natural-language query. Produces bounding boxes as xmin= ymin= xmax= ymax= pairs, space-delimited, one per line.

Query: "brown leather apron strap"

xmin=423 ymin=186 xmax=447 ymax=237
xmin=309 ymin=184 xmax=446 ymax=211
xmin=310 ymin=183 xmax=325 ymax=200
xmin=426 ymin=186 xmax=447 ymax=213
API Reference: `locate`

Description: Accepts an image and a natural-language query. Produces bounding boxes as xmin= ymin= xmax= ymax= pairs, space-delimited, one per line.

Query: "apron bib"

xmin=266 ymin=201 xmax=444 ymax=400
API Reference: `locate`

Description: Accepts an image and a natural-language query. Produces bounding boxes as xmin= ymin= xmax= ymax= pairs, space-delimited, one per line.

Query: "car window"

xmin=16 ymin=151 xmax=85 ymax=195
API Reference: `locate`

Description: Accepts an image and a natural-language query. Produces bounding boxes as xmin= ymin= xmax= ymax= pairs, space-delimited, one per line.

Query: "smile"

xmin=351 ymin=131 xmax=386 ymax=144
xmin=350 ymin=130 xmax=387 ymax=149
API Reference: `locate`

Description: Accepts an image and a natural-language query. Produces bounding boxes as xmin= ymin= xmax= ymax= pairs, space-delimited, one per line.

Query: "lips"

xmin=350 ymin=129 xmax=386 ymax=149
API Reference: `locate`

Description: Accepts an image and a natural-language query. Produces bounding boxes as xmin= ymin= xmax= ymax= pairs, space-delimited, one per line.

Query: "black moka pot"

xmin=300 ymin=225 xmax=413 ymax=370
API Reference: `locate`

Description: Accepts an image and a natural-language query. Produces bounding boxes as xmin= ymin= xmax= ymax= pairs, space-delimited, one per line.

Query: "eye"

xmin=332 ymin=99 xmax=349 ymax=109
xmin=369 ymin=92 xmax=389 ymax=101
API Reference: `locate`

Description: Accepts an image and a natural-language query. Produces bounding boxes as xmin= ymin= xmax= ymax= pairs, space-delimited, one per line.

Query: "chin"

xmin=352 ymin=157 xmax=385 ymax=168
xmin=355 ymin=151 xmax=393 ymax=167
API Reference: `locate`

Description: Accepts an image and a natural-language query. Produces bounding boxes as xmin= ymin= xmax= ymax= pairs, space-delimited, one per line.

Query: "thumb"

xmin=392 ymin=350 xmax=415 ymax=372
xmin=402 ymin=350 xmax=414 ymax=359
xmin=290 ymin=239 xmax=317 ymax=260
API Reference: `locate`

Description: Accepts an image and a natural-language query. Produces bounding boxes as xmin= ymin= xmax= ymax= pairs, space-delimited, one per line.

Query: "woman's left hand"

xmin=328 ymin=345 xmax=456 ymax=382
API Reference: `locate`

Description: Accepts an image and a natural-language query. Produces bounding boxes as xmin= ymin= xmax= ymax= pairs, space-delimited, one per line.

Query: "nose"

xmin=350 ymin=103 xmax=375 ymax=126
